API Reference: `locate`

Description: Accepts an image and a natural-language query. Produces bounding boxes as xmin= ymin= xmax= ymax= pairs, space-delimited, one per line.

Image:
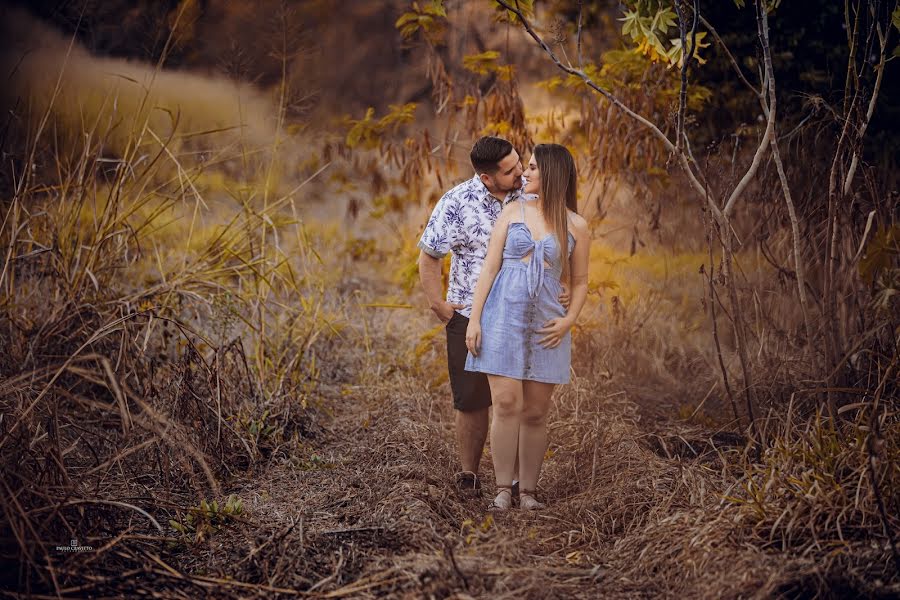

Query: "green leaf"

xmin=893 ymin=6 xmax=900 ymax=32
xmin=620 ymin=10 xmax=641 ymax=40
xmin=423 ymin=0 xmax=446 ymax=18
xmin=655 ymin=8 xmax=677 ymax=34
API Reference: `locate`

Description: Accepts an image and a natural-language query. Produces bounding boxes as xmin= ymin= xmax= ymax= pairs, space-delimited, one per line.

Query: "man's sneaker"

xmin=454 ymin=471 xmax=482 ymax=496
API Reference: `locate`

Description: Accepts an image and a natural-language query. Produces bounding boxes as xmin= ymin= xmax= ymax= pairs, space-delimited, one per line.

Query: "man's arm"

xmin=418 ymin=250 xmax=462 ymax=324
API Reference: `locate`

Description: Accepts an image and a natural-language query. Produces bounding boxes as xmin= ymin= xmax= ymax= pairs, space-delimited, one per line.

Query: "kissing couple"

xmin=417 ymin=136 xmax=591 ymax=511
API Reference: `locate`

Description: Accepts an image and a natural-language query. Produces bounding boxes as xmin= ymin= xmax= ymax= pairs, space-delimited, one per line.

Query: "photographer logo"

xmin=57 ymin=538 xmax=93 ymax=553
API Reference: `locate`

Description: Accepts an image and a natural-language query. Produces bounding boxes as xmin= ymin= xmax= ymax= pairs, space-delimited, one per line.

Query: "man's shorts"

xmin=445 ymin=311 xmax=492 ymax=412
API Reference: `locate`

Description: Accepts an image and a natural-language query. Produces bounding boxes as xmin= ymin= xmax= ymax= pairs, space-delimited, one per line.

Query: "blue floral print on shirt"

xmin=418 ymin=174 xmax=522 ymax=318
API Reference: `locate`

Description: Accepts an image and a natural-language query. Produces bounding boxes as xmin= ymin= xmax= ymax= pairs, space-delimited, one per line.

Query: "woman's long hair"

xmin=534 ymin=143 xmax=578 ymax=284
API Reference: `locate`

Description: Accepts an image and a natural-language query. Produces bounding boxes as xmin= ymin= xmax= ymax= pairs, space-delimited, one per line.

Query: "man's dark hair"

xmin=470 ymin=136 xmax=514 ymax=174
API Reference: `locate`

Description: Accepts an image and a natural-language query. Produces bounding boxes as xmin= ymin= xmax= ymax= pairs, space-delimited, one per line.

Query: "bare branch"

xmin=723 ymin=0 xmax=777 ymax=217
xmin=754 ymin=25 xmax=816 ymax=362
xmin=844 ymin=13 xmax=893 ymax=194
xmin=675 ymin=0 xmax=688 ymax=152
xmin=700 ymin=15 xmax=761 ymax=98
xmin=494 ymin=0 xmax=720 ymax=220
xmin=576 ymin=0 xmax=584 ymax=68
xmin=674 ymin=0 xmax=699 ymax=152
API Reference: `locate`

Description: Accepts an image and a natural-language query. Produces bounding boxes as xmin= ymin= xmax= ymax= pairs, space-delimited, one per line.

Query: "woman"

xmin=464 ymin=143 xmax=590 ymax=511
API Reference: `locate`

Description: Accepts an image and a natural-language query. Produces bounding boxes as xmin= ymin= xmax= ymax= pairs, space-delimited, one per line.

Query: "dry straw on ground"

xmin=2 ymin=9 xmax=899 ymax=598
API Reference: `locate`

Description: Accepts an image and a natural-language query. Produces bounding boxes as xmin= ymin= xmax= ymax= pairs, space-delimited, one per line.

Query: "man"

xmin=420 ymin=136 xmax=566 ymax=496
xmin=418 ymin=136 xmax=523 ymax=495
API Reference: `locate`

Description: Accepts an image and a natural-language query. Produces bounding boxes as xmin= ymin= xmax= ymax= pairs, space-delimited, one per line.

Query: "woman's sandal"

xmin=519 ymin=489 xmax=545 ymax=511
xmin=488 ymin=485 xmax=514 ymax=511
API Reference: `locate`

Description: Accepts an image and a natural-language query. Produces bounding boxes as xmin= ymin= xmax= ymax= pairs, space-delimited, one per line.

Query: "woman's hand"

xmin=465 ymin=320 xmax=482 ymax=356
xmin=537 ymin=317 xmax=573 ymax=349
xmin=558 ymin=283 xmax=571 ymax=309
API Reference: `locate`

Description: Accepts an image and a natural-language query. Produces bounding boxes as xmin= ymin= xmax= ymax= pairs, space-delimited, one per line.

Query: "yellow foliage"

xmin=463 ymin=51 xmax=501 ymax=75
xmin=396 ymin=1 xmax=448 ymax=43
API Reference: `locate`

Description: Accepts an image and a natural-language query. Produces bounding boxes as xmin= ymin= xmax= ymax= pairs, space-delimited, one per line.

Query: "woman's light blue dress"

xmin=465 ymin=200 xmax=575 ymax=385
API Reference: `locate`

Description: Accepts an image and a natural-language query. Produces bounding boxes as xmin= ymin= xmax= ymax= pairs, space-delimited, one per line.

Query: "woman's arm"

xmin=563 ymin=213 xmax=591 ymax=324
xmin=537 ymin=213 xmax=591 ymax=349
xmin=466 ymin=204 xmax=515 ymax=355
xmin=469 ymin=206 xmax=515 ymax=323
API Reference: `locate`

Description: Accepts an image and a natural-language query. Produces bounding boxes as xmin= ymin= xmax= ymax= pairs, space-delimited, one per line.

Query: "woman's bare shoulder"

xmin=567 ymin=211 xmax=589 ymax=234
xmin=496 ymin=201 xmax=521 ymax=222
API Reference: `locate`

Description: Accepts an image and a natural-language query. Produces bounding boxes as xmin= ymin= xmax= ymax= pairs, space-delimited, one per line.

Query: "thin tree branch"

xmin=700 ymin=15 xmax=761 ymax=98
xmin=704 ymin=209 xmax=742 ymax=427
xmin=722 ymin=0 xmax=777 ymax=217
xmin=753 ymin=0 xmax=816 ymax=362
xmin=675 ymin=0 xmax=688 ymax=152
xmin=674 ymin=0 xmax=699 ymax=153
xmin=495 ymin=0 xmax=720 ymax=221
xmin=576 ymin=0 xmax=584 ymax=68
xmin=844 ymin=11 xmax=892 ymax=194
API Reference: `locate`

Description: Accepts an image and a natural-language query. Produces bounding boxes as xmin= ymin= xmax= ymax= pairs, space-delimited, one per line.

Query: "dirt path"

xmin=211 ymin=385 xmax=620 ymax=598
xmin=169 ymin=358 xmax=775 ymax=600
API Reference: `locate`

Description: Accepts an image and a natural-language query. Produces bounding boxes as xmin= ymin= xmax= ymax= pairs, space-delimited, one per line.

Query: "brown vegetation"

xmin=1 ymin=1 xmax=898 ymax=598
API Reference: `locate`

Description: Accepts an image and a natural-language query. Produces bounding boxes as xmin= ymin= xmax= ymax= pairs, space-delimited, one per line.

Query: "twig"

xmin=699 ymin=15 xmax=760 ymax=97
xmin=321 ymin=525 xmax=385 ymax=535
xmin=721 ymin=0 xmax=777 ymax=218
xmin=843 ymin=8 xmax=892 ymax=194
xmin=444 ymin=540 xmax=470 ymax=590
xmin=674 ymin=0 xmax=699 ymax=153
xmin=576 ymin=0 xmax=584 ymax=68
xmin=27 ymin=499 xmax=164 ymax=532
xmin=494 ymin=0 xmax=718 ymax=220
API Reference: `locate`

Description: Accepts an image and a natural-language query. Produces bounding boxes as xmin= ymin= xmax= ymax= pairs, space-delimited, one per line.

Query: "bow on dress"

xmin=525 ymin=236 xmax=549 ymax=298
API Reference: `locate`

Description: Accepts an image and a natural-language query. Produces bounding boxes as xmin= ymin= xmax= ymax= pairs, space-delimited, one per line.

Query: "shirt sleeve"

xmin=417 ymin=192 xmax=459 ymax=259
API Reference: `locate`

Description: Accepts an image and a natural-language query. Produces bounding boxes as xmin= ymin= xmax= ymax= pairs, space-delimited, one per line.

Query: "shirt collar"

xmin=471 ymin=174 xmax=519 ymax=208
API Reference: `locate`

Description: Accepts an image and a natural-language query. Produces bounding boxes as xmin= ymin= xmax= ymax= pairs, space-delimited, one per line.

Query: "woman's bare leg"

xmin=487 ymin=375 xmax=523 ymax=490
xmin=518 ymin=380 xmax=555 ymax=493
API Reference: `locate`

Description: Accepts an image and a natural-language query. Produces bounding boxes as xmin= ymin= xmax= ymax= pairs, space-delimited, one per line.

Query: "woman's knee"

xmin=521 ymin=395 xmax=552 ymax=426
xmin=491 ymin=391 xmax=521 ymax=417
xmin=521 ymin=405 xmax=549 ymax=427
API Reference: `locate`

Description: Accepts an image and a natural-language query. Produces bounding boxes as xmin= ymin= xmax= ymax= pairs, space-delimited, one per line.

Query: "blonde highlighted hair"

xmin=534 ymin=143 xmax=578 ymax=283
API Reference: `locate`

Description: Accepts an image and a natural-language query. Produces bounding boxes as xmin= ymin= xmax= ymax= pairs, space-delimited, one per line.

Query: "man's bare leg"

xmin=456 ymin=406 xmax=489 ymax=474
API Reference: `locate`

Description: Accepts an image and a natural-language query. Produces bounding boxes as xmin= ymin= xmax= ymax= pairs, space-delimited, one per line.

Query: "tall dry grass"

xmin=0 ymin=4 xmax=897 ymax=596
xmin=0 ymin=5 xmax=289 ymax=177
xmin=0 ymin=14 xmax=345 ymax=593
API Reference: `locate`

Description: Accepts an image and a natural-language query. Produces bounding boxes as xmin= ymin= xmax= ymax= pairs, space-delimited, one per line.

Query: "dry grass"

xmin=0 ymin=6 xmax=277 ymax=159
xmin=1 ymin=11 xmax=898 ymax=599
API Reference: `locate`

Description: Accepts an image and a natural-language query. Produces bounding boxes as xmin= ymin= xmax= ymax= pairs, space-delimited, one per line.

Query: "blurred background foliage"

xmin=14 ymin=0 xmax=900 ymax=166
xmin=1 ymin=0 xmax=899 ymax=596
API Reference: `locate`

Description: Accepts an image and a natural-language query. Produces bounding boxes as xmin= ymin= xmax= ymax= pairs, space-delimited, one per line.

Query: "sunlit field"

xmin=2 ymin=2 xmax=898 ymax=598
